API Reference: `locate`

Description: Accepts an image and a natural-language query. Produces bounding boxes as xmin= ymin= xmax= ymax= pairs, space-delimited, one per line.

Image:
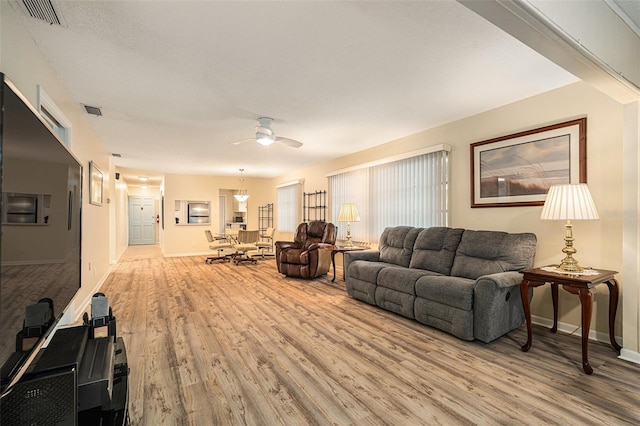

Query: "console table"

xmin=519 ymin=266 xmax=621 ymax=374
xmin=327 ymin=246 xmax=365 ymax=282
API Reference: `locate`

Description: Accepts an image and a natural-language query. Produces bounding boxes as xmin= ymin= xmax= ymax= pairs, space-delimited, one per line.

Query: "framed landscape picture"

xmin=470 ymin=118 xmax=586 ymax=208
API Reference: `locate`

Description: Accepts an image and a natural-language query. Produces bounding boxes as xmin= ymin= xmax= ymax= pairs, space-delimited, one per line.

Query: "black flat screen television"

xmin=0 ymin=74 xmax=83 ymax=393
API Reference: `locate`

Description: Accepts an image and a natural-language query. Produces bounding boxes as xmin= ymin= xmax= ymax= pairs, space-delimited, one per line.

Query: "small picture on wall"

xmin=470 ymin=118 xmax=586 ymax=208
xmin=90 ymin=161 xmax=103 ymax=206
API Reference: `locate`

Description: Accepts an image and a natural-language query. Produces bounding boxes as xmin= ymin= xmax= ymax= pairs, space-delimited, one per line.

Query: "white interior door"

xmin=129 ymin=196 xmax=156 ymax=245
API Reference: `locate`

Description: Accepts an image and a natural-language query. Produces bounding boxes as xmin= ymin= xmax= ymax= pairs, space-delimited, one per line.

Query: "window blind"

xmin=277 ymin=181 xmax=302 ymax=233
xmin=329 ymin=147 xmax=449 ymax=244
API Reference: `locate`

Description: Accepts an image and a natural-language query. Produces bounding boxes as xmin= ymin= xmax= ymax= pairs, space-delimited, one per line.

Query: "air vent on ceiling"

xmin=111 ymin=153 xmax=122 ymax=158
xmin=20 ymin=0 xmax=64 ymax=26
xmin=83 ymin=104 xmax=102 ymax=116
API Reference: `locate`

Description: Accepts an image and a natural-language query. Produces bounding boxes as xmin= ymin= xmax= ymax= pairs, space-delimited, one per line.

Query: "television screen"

xmin=0 ymin=74 xmax=82 ymax=391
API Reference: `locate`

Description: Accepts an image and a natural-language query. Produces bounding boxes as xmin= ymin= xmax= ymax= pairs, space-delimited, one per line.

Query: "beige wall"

xmin=162 ymin=174 xmax=273 ymax=256
xmin=109 ymin=164 xmax=130 ymax=264
xmin=2 ymin=3 xmax=113 ymax=320
xmin=275 ymin=81 xmax=626 ymax=339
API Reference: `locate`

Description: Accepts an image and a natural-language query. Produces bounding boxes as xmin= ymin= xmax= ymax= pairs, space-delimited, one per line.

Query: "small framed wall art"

xmin=89 ymin=161 xmax=104 ymax=206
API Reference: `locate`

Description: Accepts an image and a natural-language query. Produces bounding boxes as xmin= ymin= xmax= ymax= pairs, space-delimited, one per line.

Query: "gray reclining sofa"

xmin=344 ymin=226 xmax=537 ymax=343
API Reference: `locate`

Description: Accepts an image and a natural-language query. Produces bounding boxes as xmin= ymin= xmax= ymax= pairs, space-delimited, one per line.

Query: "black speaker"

xmin=0 ymin=365 xmax=78 ymax=426
xmin=115 ymin=172 xmax=120 ymax=180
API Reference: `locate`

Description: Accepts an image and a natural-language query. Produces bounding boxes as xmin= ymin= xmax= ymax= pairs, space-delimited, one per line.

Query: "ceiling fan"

xmin=230 ymin=117 xmax=303 ymax=148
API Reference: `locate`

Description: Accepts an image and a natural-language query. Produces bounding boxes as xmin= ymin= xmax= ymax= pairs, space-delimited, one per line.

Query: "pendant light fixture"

xmin=234 ymin=168 xmax=249 ymax=202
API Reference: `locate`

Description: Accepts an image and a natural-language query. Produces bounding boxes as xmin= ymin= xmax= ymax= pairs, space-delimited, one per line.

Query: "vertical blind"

xmin=329 ymin=148 xmax=449 ymax=244
xmin=277 ymin=181 xmax=302 ymax=233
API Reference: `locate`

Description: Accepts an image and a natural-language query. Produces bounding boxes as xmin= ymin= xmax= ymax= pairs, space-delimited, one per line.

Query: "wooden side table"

xmin=520 ymin=266 xmax=621 ymax=374
xmin=327 ymin=246 xmax=365 ymax=282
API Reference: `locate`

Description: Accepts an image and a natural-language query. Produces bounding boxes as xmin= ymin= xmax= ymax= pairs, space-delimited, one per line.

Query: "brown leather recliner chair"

xmin=275 ymin=221 xmax=337 ymax=279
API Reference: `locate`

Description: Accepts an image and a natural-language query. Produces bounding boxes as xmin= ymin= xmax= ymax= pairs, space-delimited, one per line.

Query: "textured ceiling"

xmin=612 ymin=0 xmax=640 ymax=35
xmin=13 ymin=0 xmax=580 ymax=184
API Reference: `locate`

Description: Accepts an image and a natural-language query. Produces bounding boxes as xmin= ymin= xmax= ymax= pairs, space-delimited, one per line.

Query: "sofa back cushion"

xmin=378 ymin=226 xmax=423 ymax=267
xmin=450 ymin=230 xmax=537 ymax=280
xmin=409 ymin=227 xmax=464 ymax=275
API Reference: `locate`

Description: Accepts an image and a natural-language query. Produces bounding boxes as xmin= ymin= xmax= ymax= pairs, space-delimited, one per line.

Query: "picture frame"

xmin=470 ymin=118 xmax=586 ymax=208
xmin=89 ymin=161 xmax=103 ymax=206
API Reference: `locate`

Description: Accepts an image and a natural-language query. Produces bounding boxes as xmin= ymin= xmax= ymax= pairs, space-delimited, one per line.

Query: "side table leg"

xmin=331 ymin=251 xmax=337 ymax=282
xmin=550 ymin=283 xmax=558 ymax=333
xmin=520 ymin=279 xmax=533 ymax=352
xmin=578 ymin=288 xmax=594 ymax=375
xmin=606 ymin=279 xmax=622 ymax=353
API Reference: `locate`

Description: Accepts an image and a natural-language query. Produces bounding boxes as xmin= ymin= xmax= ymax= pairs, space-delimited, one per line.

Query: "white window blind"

xmin=277 ymin=181 xmax=302 ymax=233
xmin=329 ymin=147 xmax=449 ymax=244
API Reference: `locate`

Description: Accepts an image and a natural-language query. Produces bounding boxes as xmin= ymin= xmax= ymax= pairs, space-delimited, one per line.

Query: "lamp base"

xmin=556 ymin=220 xmax=583 ymax=272
xmin=557 ymin=255 xmax=584 ymax=273
xmin=344 ymin=223 xmax=354 ymax=248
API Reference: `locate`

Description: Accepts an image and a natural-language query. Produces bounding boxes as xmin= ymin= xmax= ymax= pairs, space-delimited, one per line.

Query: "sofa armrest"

xmin=275 ymin=241 xmax=302 ymax=251
xmin=476 ymin=271 xmax=523 ymax=290
xmin=343 ymin=250 xmax=380 ymax=280
xmin=307 ymin=242 xmax=335 ymax=252
xmin=473 ymin=271 xmax=532 ymax=343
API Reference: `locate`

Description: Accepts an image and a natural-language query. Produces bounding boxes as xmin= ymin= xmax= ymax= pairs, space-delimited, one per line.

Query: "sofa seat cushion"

xmin=409 ymin=227 xmax=464 ymax=275
xmin=378 ymin=226 xmax=423 ymax=267
xmin=377 ymin=266 xmax=439 ymax=295
xmin=415 ymin=275 xmax=476 ymax=311
xmin=450 ymin=230 xmax=537 ymax=280
xmin=349 ymin=260 xmax=390 ymax=284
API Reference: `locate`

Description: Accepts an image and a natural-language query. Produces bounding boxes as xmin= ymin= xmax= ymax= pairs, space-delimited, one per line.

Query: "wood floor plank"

xmin=98 ymin=246 xmax=640 ymax=425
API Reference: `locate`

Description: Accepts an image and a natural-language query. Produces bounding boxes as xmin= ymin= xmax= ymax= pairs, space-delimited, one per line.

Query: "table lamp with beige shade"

xmin=338 ymin=203 xmax=360 ymax=248
xmin=540 ymin=183 xmax=599 ymax=272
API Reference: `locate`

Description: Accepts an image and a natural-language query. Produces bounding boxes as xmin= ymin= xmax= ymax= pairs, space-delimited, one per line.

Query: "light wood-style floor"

xmin=100 ymin=245 xmax=640 ymax=425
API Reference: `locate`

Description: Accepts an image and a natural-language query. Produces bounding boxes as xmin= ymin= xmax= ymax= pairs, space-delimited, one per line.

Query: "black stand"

xmin=1 ymin=300 xmax=129 ymax=426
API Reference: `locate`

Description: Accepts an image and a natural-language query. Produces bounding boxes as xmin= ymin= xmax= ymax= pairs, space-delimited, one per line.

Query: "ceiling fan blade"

xmin=276 ymin=137 xmax=303 ymax=148
xmin=229 ymin=138 xmax=254 ymax=146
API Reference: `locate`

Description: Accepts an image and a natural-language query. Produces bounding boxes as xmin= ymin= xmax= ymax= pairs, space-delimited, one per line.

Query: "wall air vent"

xmin=19 ymin=0 xmax=65 ymax=26
xmin=83 ymin=104 xmax=102 ymax=116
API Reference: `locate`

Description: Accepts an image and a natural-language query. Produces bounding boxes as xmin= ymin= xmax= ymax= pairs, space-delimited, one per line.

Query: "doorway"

xmin=129 ymin=196 xmax=156 ymax=245
xmin=219 ymin=195 xmax=227 ymax=234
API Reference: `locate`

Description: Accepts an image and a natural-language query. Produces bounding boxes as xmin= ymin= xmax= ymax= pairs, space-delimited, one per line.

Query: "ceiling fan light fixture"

xmin=256 ymin=132 xmax=275 ymax=146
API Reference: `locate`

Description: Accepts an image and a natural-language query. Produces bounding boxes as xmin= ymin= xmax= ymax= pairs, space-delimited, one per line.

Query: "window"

xmin=37 ymin=85 xmax=72 ymax=148
xmin=328 ymin=145 xmax=450 ymax=244
xmin=277 ymin=181 xmax=302 ymax=233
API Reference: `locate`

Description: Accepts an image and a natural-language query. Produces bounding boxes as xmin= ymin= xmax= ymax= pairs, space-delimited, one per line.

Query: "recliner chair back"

xmin=294 ymin=221 xmax=337 ymax=250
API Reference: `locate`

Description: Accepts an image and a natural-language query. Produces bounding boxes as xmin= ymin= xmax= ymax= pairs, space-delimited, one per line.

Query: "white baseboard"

xmin=619 ymin=349 xmax=640 ymax=365
xmin=532 ymin=315 xmax=639 ymax=365
xmin=164 ymin=251 xmax=210 ymax=258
